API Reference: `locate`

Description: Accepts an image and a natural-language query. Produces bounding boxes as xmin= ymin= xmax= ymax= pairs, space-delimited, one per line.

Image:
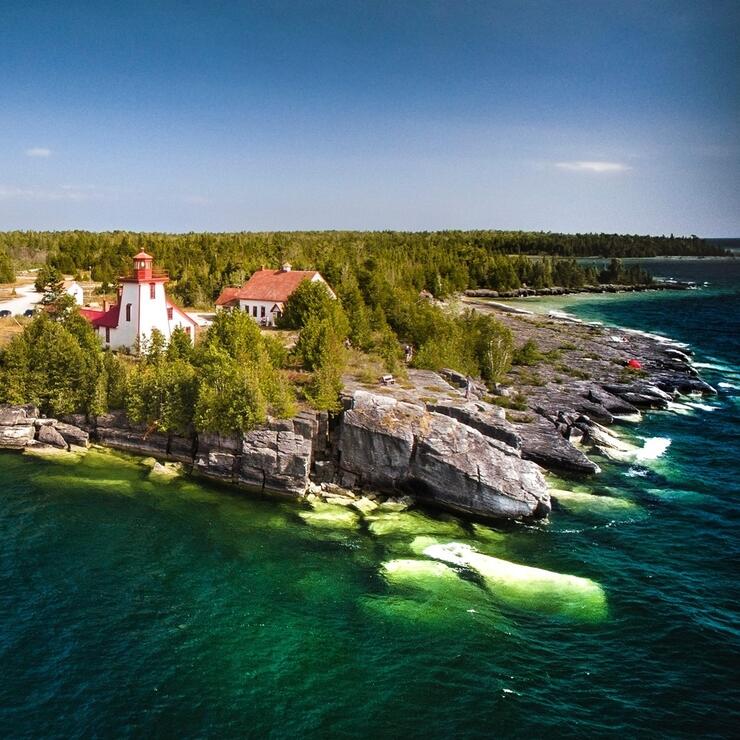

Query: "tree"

xmin=472 ymin=314 xmax=513 ymax=384
xmin=36 ymin=265 xmax=65 ymax=304
xmin=0 ymin=247 xmax=14 ymax=284
xmin=166 ymin=326 xmax=194 ymax=363
xmin=337 ymin=271 xmax=371 ymax=349
xmin=127 ymin=358 xmax=197 ymax=433
xmin=193 ymin=349 xmax=267 ymax=434
xmin=278 ymin=279 xmax=347 ymax=336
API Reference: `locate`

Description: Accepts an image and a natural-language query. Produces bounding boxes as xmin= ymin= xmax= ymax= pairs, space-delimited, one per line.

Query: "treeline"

xmin=0 ymin=230 xmax=725 ymax=305
xmin=0 ymin=306 xmax=295 ymax=435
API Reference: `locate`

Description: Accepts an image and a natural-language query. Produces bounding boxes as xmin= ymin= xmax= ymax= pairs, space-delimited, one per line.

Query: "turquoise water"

xmin=1 ymin=259 xmax=738 ymax=738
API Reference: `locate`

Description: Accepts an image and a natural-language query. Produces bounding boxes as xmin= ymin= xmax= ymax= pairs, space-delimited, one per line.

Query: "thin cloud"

xmin=183 ymin=195 xmax=211 ymax=205
xmin=555 ymin=160 xmax=631 ymax=173
xmin=25 ymin=147 xmax=52 ymax=158
xmin=0 ymin=184 xmax=101 ymax=201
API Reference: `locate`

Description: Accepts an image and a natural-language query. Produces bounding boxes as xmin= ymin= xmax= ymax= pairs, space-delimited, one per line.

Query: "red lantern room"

xmin=132 ymin=251 xmax=154 ymax=281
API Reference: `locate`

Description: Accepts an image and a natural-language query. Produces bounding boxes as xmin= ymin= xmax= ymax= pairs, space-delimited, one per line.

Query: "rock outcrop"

xmin=335 ymin=390 xmax=550 ymax=519
xmin=196 ymin=412 xmax=316 ymax=496
xmin=0 ymin=405 xmax=90 ymax=451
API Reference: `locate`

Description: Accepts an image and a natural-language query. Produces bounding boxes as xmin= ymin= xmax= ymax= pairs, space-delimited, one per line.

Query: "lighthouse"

xmin=80 ymin=251 xmax=198 ymax=352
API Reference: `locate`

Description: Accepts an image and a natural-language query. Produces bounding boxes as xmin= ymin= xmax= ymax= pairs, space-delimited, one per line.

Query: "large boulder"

xmin=36 ymin=424 xmax=68 ymax=449
xmin=0 ymin=424 xmax=35 ymax=449
xmin=338 ymin=392 xmax=422 ymax=488
xmin=410 ymin=413 xmax=549 ymax=519
xmin=336 ymin=390 xmax=550 ymax=520
xmin=53 ymin=422 xmax=89 ymax=448
xmin=0 ymin=405 xmax=32 ymax=426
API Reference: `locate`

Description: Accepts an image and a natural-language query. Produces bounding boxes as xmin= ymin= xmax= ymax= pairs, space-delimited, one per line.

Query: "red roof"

xmin=216 ymin=269 xmax=322 ymax=305
xmin=133 ymin=251 xmax=153 ymax=260
xmin=79 ymin=304 xmax=120 ymax=328
xmin=215 ymin=286 xmax=241 ymax=307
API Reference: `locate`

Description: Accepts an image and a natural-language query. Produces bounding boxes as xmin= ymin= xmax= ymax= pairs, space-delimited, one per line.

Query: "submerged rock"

xmin=424 ymin=542 xmax=607 ymax=622
xmin=550 ymin=489 xmax=642 ymax=517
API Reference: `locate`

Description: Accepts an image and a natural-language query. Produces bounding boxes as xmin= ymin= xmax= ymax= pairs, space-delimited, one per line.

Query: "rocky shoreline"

xmin=0 ymin=309 xmax=715 ymax=522
xmin=465 ymin=280 xmax=696 ymax=299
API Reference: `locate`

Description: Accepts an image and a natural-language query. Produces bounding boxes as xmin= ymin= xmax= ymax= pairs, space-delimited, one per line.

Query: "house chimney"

xmin=282 ymin=262 xmax=292 ymax=272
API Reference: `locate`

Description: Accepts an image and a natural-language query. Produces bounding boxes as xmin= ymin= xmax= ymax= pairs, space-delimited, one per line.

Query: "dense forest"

xmin=0 ymin=230 xmax=726 ymax=307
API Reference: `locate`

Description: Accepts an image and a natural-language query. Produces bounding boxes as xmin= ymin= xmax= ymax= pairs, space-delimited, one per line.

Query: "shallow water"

xmin=1 ymin=259 xmax=739 ymax=738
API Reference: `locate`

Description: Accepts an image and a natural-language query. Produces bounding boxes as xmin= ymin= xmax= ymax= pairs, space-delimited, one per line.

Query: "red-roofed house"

xmin=215 ymin=263 xmax=335 ymax=326
xmin=81 ymin=251 xmax=198 ymax=351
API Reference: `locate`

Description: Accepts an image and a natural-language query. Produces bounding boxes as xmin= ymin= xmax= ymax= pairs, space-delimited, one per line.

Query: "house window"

xmin=184 ymin=326 xmax=191 ymax=337
xmin=126 ymin=304 xmax=132 ymax=321
xmin=167 ymin=307 xmax=173 ymax=320
xmin=105 ymin=327 xmax=110 ymax=343
xmin=150 ymin=283 xmax=156 ymax=299
xmin=253 ymin=306 xmax=258 ymax=317
xmin=260 ymin=306 xmax=266 ymax=317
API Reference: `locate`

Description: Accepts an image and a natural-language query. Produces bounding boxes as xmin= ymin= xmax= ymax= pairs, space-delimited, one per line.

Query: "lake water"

xmin=1 ymin=258 xmax=738 ymax=738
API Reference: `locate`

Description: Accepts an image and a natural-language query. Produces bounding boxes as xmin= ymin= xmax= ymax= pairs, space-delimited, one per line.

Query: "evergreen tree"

xmin=0 ymin=247 xmax=14 ymax=283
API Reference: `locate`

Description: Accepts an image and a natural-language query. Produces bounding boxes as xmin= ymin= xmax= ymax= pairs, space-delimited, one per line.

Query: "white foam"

xmin=635 ymin=437 xmax=671 ymax=461
xmin=665 ymin=400 xmax=694 ymax=416
xmin=683 ymin=401 xmax=718 ymax=412
xmin=613 ymin=412 xmax=642 ymax=423
xmin=719 ymin=382 xmax=739 ymax=390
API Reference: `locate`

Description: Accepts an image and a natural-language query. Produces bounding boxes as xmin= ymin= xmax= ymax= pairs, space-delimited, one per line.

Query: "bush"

xmin=513 ymin=339 xmax=543 ymax=366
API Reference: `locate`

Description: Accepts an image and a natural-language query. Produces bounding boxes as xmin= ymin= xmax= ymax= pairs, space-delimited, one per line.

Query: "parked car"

xmin=23 ymin=308 xmax=35 ymax=318
xmin=0 ymin=309 xmax=11 ymax=318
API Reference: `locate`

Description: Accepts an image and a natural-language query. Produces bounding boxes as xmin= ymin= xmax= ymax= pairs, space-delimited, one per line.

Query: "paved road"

xmin=0 ymin=283 xmax=42 ymax=315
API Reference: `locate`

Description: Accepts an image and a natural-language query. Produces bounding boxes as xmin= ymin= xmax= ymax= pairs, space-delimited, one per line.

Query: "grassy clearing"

xmin=0 ymin=316 xmax=29 ymax=347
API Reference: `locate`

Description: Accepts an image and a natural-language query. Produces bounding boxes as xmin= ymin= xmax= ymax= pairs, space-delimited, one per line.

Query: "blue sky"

xmin=0 ymin=0 xmax=738 ymax=235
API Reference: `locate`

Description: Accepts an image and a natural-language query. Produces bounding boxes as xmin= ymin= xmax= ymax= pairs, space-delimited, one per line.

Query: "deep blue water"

xmin=1 ymin=258 xmax=738 ymax=738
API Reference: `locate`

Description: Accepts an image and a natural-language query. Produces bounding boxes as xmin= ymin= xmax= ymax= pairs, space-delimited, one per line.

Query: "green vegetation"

xmin=0 ymin=308 xmax=296 ymax=435
xmin=512 ymin=339 xmax=543 ymax=366
xmin=0 ymin=246 xmax=14 ymax=283
xmin=0 ymin=230 xmax=725 ymax=308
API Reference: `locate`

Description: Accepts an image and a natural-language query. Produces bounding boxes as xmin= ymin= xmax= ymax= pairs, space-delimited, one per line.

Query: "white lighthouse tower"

xmin=81 ymin=251 xmax=198 ymax=352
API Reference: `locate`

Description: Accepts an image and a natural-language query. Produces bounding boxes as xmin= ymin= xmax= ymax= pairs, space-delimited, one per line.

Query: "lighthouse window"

xmin=150 ymin=283 xmax=156 ymax=299
xmin=126 ymin=304 xmax=131 ymax=321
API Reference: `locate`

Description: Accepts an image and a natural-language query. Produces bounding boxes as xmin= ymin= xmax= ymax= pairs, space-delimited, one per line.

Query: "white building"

xmin=80 ymin=251 xmax=198 ymax=351
xmin=63 ymin=280 xmax=84 ymax=305
xmin=215 ymin=263 xmax=335 ymax=326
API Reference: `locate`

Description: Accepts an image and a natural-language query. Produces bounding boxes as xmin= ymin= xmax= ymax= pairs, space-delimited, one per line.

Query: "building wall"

xmin=100 ymin=281 xmax=196 ymax=351
xmin=238 ymin=299 xmax=283 ymax=326
xmin=64 ymin=283 xmax=84 ymax=305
